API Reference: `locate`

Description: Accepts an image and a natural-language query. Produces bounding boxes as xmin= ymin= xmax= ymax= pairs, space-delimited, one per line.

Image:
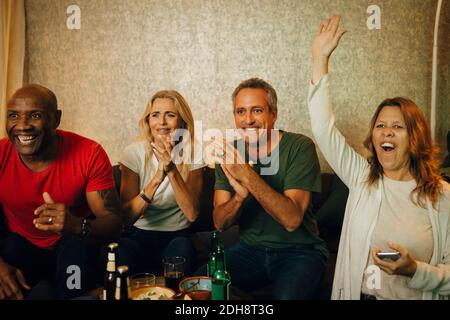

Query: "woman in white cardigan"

xmin=308 ymin=14 xmax=450 ymax=300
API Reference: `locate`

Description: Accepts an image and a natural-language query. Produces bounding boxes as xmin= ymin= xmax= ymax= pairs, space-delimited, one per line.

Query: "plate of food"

xmin=131 ymin=286 xmax=175 ymax=300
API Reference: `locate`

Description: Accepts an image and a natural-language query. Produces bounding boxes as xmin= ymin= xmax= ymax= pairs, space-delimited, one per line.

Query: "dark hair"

xmin=363 ymin=97 xmax=442 ymax=208
xmin=232 ymin=78 xmax=277 ymax=113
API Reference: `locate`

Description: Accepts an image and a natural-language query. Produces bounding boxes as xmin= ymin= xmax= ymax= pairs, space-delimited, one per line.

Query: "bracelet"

xmin=164 ymin=161 xmax=175 ymax=174
xmin=139 ymin=189 xmax=153 ymax=204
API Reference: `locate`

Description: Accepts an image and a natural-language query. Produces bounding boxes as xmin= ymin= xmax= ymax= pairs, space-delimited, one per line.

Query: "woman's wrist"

xmin=139 ymin=189 xmax=153 ymax=205
xmin=163 ymin=161 xmax=175 ymax=174
xmin=312 ymin=59 xmax=329 ymax=85
xmin=146 ymin=176 xmax=162 ymax=195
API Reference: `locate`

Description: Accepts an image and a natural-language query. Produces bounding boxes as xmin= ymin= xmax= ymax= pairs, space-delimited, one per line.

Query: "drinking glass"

xmin=163 ymin=256 xmax=185 ymax=292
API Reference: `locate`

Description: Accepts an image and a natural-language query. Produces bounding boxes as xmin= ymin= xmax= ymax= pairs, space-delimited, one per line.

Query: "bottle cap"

xmin=108 ymin=242 xmax=119 ymax=250
xmin=117 ymin=265 xmax=129 ymax=274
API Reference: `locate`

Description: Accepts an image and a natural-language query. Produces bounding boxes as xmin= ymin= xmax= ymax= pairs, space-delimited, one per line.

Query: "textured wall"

xmin=25 ymin=0 xmax=448 ymax=170
xmin=437 ymin=0 xmax=450 ymax=157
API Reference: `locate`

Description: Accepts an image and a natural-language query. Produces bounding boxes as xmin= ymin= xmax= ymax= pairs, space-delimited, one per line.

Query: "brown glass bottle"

xmin=115 ymin=265 xmax=130 ymax=300
xmin=103 ymin=242 xmax=118 ymax=300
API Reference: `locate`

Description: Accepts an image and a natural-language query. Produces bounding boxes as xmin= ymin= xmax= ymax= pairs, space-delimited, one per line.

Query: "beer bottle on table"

xmin=207 ymin=230 xmax=221 ymax=277
xmin=103 ymin=242 xmax=118 ymax=300
xmin=115 ymin=265 xmax=131 ymax=300
xmin=211 ymin=246 xmax=231 ymax=300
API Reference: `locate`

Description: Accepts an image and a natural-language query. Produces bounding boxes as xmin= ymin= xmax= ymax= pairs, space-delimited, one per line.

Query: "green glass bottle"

xmin=207 ymin=230 xmax=221 ymax=277
xmin=211 ymin=246 xmax=231 ymax=300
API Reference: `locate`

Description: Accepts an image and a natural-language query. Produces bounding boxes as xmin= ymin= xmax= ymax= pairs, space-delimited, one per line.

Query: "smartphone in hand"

xmin=376 ymin=251 xmax=400 ymax=261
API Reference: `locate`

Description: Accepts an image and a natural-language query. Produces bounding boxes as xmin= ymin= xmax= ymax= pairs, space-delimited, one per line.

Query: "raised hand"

xmin=312 ymin=14 xmax=347 ymax=61
xmin=311 ymin=14 xmax=347 ymax=84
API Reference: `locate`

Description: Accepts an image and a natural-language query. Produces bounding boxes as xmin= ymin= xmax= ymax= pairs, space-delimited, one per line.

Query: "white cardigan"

xmin=307 ymin=75 xmax=450 ymax=300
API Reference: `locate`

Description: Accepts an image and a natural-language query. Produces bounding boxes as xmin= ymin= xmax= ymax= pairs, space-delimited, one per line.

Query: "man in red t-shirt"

xmin=0 ymin=84 xmax=122 ymax=299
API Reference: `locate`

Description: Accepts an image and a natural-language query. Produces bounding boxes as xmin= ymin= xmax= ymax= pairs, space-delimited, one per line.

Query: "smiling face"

xmin=6 ymin=89 xmax=60 ymax=159
xmin=233 ymin=88 xmax=277 ymax=145
xmin=371 ymin=105 xmax=411 ymax=179
xmin=148 ymin=98 xmax=182 ymax=140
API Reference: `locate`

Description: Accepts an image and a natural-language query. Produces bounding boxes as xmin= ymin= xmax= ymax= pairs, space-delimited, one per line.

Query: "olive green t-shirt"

xmin=215 ymin=131 xmax=329 ymax=258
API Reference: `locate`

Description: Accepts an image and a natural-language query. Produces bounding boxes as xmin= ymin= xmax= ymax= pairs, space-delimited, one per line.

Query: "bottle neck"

xmin=211 ymin=234 xmax=219 ymax=250
xmin=215 ymin=250 xmax=226 ymax=271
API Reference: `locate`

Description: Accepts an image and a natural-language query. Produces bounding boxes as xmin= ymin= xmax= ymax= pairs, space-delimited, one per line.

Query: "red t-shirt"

xmin=0 ymin=130 xmax=114 ymax=250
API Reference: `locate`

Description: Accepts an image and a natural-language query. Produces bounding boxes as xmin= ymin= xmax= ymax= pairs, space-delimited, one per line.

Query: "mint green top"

xmin=215 ymin=131 xmax=328 ymax=258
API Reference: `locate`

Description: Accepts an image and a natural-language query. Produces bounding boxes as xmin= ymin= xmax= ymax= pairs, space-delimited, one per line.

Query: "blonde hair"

xmin=138 ymin=90 xmax=195 ymax=180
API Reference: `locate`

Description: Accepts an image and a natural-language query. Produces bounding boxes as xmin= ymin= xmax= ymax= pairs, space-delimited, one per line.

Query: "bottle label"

xmin=115 ymin=278 xmax=121 ymax=300
xmin=127 ymin=278 xmax=131 ymax=299
xmin=106 ymin=261 xmax=115 ymax=272
xmin=103 ymin=289 xmax=107 ymax=300
xmin=115 ymin=286 xmax=120 ymax=300
xmin=108 ymin=253 xmax=115 ymax=261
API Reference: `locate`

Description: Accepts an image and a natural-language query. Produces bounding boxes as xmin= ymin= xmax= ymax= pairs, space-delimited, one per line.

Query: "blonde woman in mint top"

xmin=308 ymin=14 xmax=450 ymax=300
xmin=117 ymin=90 xmax=205 ymax=276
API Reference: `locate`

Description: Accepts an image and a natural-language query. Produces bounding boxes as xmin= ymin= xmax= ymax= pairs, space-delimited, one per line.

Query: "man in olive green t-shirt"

xmin=213 ymin=78 xmax=328 ymax=300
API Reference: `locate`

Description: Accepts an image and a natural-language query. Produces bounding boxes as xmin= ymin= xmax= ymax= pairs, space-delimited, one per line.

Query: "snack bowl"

xmin=178 ymin=276 xmax=212 ymax=300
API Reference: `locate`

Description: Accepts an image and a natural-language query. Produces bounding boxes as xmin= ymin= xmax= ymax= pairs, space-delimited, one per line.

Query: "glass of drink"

xmin=130 ymin=273 xmax=156 ymax=291
xmin=163 ymin=256 xmax=185 ymax=293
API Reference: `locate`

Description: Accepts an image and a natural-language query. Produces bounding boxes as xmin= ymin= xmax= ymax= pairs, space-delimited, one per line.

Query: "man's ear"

xmin=54 ymin=110 xmax=62 ymax=129
xmin=272 ymin=109 xmax=278 ymax=122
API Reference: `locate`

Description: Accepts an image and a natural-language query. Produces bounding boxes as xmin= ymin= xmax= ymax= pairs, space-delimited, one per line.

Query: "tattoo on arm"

xmin=97 ymin=188 xmax=120 ymax=214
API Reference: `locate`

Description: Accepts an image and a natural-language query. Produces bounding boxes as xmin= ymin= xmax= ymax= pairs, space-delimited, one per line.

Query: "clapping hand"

xmin=212 ymin=138 xmax=254 ymax=201
xmin=152 ymin=134 xmax=176 ymax=173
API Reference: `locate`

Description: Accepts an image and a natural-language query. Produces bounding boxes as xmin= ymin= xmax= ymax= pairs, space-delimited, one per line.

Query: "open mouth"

xmin=16 ymin=135 xmax=38 ymax=146
xmin=156 ymin=128 xmax=171 ymax=135
xmin=381 ymin=142 xmax=396 ymax=152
